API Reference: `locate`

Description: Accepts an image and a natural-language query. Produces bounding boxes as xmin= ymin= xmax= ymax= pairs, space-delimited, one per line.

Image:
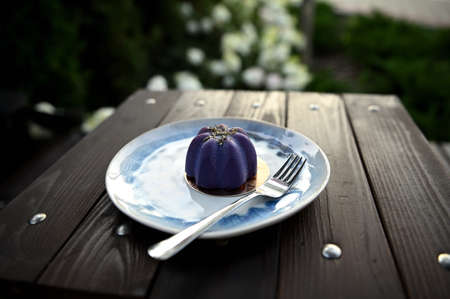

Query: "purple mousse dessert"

xmin=185 ymin=124 xmax=257 ymax=190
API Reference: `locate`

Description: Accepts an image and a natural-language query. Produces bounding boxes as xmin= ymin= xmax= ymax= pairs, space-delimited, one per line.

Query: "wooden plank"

xmin=344 ymin=94 xmax=450 ymax=299
xmin=225 ymin=90 xmax=285 ymax=125
xmin=441 ymin=143 xmax=450 ymax=160
xmin=430 ymin=142 xmax=450 ymax=167
xmin=0 ymin=131 xmax=83 ymax=207
xmin=0 ymin=90 xmax=181 ymax=283
xmin=38 ymin=194 xmax=166 ymax=297
xmin=149 ymin=227 xmax=281 ymax=299
xmin=37 ymin=90 xmax=234 ymax=297
xmin=149 ymin=91 xmax=286 ymax=299
xmin=161 ymin=90 xmax=234 ymax=125
xmin=278 ymin=92 xmax=405 ymax=299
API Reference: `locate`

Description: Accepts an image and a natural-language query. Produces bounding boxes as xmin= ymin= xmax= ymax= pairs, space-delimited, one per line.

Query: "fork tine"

xmin=280 ymin=155 xmax=302 ymax=180
xmin=286 ymin=157 xmax=307 ymax=185
xmin=278 ymin=155 xmax=299 ymax=180
xmin=273 ymin=153 xmax=295 ymax=179
xmin=284 ymin=156 xmax=304 ymax=182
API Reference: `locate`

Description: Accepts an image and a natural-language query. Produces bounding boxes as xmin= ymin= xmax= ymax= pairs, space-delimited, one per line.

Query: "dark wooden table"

xmin=1 ymin=90 xmax=449 ymax=299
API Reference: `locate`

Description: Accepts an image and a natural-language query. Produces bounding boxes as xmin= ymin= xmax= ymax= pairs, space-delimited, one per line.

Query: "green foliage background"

xmin=1 ymin=1 xmax=149 ymax=109
xmin=309 ymin=3 xmax=450 ymax=141
xmin=1 ymin=1 xmax=449 ymax=140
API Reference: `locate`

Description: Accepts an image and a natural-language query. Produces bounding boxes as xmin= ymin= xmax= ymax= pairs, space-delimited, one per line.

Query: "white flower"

xmin=266 ymin=73 xmax=283 ymax=90
xmin=259 ymin=6 xmax=274 ymax=24
xmin=212 ymin=4 xmax=231 ymax=25
xmin=242 ymin=23 xmax=257 ymax=44
xmin=223 ymin=50 xmax=241 ymax=72
xmin=280 ymin=29 xmax=305 ymax=49
xmin=186 ymin=20 xmax=199 ymax=34
xmin=222 ymin=33 xmax=240 ymax=52
xmin=82 ymin=107 xmax=115 ymax=133
xmin=258 ymin=43 xmax=291 ymax=69
xmin=260 ymin=25 xmax=279 ymax=49
xmin=222 ymin=76 xmax=235 ymax=87
xmin=179 ymin=2 xmax=193 ymax=17
xmin=284 ymin=75 xmax=310 ymax=90
xmin=222 ymin=32 xmax=252 ymax=56
xmin=283 ymin=61 xmax=308 ymax=76
xmin=274 ymin=12 xmax=292 ymax=27
xmin=259 ymin=3 xmax=292 ymax=27
xmin=282 ymin=62 xmax=311 ymax=90
xmin=200 ymin=18 xmax=213 ymax=33
xmin=209 ymin=60 xmax=228 ymax=76
xmin=35 ymin=102 xmax=56 ymax=114
xmin=146 ymin=75 xmax=168 ymax=91
xmin=186 ymin=48 xmax=205 ymax=65
xmin=29 ymin=123 xmax=52 ymax=139
xmin=274 ymin=44 xmax=291 ymax=61
xmin=259 ymin=4 xmax=281 ymax=25
xmin=174 ymin=72 xmax=203 ymax=90
xmin=242 ymin=67 xmax=265 ymax=88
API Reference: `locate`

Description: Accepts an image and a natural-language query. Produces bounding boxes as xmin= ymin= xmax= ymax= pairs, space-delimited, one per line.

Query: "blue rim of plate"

xmin=105 ymin=117 xmax=330 ymax=239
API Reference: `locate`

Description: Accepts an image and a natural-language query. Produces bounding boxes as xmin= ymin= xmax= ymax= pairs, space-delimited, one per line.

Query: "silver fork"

xmin=148 ymin=153 xmax=307 ymax=260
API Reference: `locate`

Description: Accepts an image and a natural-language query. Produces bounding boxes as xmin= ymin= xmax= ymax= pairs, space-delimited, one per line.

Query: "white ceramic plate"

xmin=105 ymin=118 xmax=330 ymax=239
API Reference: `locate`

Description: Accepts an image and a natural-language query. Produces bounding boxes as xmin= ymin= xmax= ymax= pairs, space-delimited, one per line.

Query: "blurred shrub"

xmin=1 ymin=0 xmax=310 ymax=112
xmin=313 ymin=2 xmax=344 ymax=54
xmin=0 ymin=1 xmax=148 ymax=110
xmin=2 ymin=1 xmax=448 ymax=140
xmin=306 ymin=70 xmax=351 ymax=92
xmin=0 ymin=1 xmax=85 ymax=108
xmin=144 ymin=0 xmax=310 ymax=92
xmin=308 ymin=3 xmax=450 ymax=141
xmin=77 ymin=1 xmax=149 ymax=109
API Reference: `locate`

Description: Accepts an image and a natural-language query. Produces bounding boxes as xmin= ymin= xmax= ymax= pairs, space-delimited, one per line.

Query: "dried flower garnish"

xmin=202 ymin=124 xmax=239 ymax=146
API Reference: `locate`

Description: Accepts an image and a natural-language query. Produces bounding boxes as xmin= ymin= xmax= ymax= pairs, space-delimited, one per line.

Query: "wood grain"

xmin=6 ymin=90 xmax=443 ymax=298
xmin=0 ymin=90 xmax=181 ymax=282
xmin=225 ymin=90 xmax=285 ymax=125
xmin=38 ymin=194 xmax=167 ymax=297
xmin=161 ymin=90 xmax=234 ymax=125
xmin=344 ymin=94 xmax=450 ymax=299
xmin=37 ymin=90 xmax=235 ymax=297
xmin=148 ymin=91 xmax=286 ymax=299
xmin=278 ymin=92 xmax=405 ymax=299
xmin=430 ymin=142 xmax=450 ymax=168
xmin=0 ymin=131 xmax=83 ymax=206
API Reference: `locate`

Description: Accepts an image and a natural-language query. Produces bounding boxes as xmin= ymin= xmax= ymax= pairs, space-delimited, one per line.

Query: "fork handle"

xmin=148 ymin=192 xmax=260 ymax=260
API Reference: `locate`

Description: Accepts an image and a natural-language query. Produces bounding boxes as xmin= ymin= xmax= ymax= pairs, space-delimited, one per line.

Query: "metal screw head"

xmin=309 ymin=104 xmax=319 ymax=111
xmin=252 ymin=102 xmax=261 ymax=109
xmin=146 ymin=98 xmax=156 ymax=104
xmin=368 ymin=105 xmax=380 ymax=112
xmin=195 ymin=99 xmax=205 ymax=107
xmin=29 ymin=213 xmax=47 ymax=225
xmin=116 ymin=224 xmax=130 ymax=236
xmin=437 ymin=253 xmax=450 ymax=270
xmin=322 ymin=243 xmax=342 ymax=259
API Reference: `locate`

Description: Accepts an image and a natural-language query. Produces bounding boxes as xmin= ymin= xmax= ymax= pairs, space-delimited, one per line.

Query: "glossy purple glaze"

xmin=185 ymin=124 xmax=257 ymax=189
